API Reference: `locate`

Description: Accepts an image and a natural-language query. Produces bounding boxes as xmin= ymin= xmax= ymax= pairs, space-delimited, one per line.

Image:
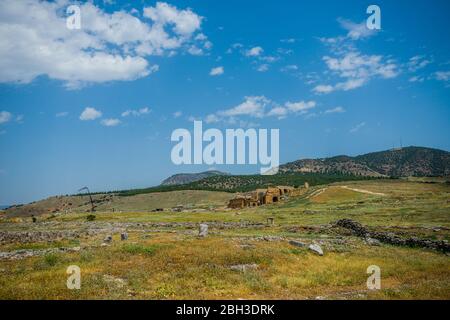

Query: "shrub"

xmin=43 ymin=253 xmax=59 ymax=267
xmin=122 ymin=244 xmax=158 ymax=256
xmin=86 ymin=214 xmax=96 ymax=221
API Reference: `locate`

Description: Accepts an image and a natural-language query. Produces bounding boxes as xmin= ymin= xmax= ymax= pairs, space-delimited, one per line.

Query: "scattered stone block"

xmin=198 ymin=223 xmax=208 ymax=237
xmin=103 ymin=235 xmax=112 ymax=243
xmin=121 ymin=232 xmax=128 ymax=241
xmin=308 ymin=243 xmax=323 ymax=256
xmin=289 ymin=240 xmax=306 ymax=247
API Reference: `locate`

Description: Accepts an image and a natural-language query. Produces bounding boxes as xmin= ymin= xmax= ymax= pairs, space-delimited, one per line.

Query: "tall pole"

xmin=78 ymin=186 xmax=95 ymax=212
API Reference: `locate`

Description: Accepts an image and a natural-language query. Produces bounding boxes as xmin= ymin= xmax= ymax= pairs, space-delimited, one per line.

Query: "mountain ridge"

xmin=279 ymin=146 xmax=450 ymax=177
xmin=161 ymin=170 xmax=229 ymax=186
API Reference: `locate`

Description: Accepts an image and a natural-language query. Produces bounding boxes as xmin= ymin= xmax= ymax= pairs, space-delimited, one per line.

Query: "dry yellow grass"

xmin=0 ymin=179 xmax=449 ymax=300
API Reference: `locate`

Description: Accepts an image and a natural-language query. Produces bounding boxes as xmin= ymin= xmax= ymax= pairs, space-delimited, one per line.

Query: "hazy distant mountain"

xmin=161 ymin=170 xmax=229 ymax=186
xmin=279 ymin=146 xmax=450 ymax=177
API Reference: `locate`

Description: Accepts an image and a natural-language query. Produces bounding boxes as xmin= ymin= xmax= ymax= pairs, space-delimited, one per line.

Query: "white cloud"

xmin=80 ymin=107 xmax=102 ymax=121
xmin=313 ymin=84 xmax=334 ymax=94
xmin=187 ymin=46 xmax=204 ymax=56
xmin=101 ymin=118 xmax=121 ymax=127
xmin=209 ymin=66 xmax=224 ymax=76
xmin=338 ymin=18 xmax=376 ymax=40
xmin=280 ymin=38 xmax=296 ymax=43
xmin=218 ymin=96 xmax=269 ymax=118
xmin=324 ymin=106 xmax=345 ymax=114
xmin=257 ymin=64 xmax=269 ymax=72
xmin=204 ymin=114 xmax=220 ymax=124
xmin=0 ymin=111 xmax=12 ymax=124
xmin=434 ymin=71 xmax=450 ymax=81
xmin=143 ymin=2 xmax=202 ymax=35
xmin=350 ymin=122 xmax=366 ymax=133
xmin=314 ymin=51 xmax=398 ymax=94
xmin=281 ymin=65 xmax=298 ymax=72
xmin=245 ymin=46 xmax=263 ymax=57
xmin=121 ymin=107 xmax=151 ymax=117
xmin=56 ymin=112 xmax=69 ymax=117
xmin=173 ymin=111 xmax=182 ymax=118
xmin=409 ymin=76 xmax=424 ymax=83
xmin=407 ymin=55 xmax=432 ymax=72
xmin=266 ymin=107 xmax=288 ymax=119
xmin=0 ymin=0 xmax=205 ymax=88
xmin=200 ymin=97 xmax=317 ymax=123
xmin=285 ymin=101 xmax=316 ymax=113
xmin=260 ymin=56 xmax=278 ymax=63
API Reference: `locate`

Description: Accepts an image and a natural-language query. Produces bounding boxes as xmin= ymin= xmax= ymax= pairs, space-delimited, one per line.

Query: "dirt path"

xmin=306 ymin=188 xmax=327 ymax=199
xmin=340 ymin=186 xmax=386 ymax=196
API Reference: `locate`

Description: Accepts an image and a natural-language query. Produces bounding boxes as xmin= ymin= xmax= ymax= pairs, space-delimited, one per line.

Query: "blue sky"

xmin=0 ymin=0 xmax=449 ymax=204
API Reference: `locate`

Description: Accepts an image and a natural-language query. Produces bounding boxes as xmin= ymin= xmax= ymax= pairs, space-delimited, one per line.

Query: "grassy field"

xmin=0 ymin=179 xmax=449 ymax=299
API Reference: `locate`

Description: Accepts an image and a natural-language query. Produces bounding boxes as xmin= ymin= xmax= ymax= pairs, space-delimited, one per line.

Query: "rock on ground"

xmin=230 ymin=264 xmax=258 ymax=272
xmin=198 ymin=224 xmax=208 ymax=237
xmin=289 ymin=240 xmax=307 ymax=247
xmin=308 ymin=243 xmax=324 ymax=256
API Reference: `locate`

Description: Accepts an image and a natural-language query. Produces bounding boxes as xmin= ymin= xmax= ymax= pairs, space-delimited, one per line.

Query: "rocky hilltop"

xmin=161 ymin=170 xmax=229 ymax=186
xmin=279 ymin=146 xmax=450 ymax=177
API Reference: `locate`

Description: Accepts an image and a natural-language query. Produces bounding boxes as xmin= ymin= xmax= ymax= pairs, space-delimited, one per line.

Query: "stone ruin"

xmin=227 ymin=185 xmax=307 ymax=209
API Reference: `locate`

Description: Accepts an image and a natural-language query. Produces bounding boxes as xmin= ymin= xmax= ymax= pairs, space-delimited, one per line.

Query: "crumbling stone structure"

xmin=227 ymin=185 xmax=306 ymax=209
xmin=335 ymin=218 xmax=450 ymax=253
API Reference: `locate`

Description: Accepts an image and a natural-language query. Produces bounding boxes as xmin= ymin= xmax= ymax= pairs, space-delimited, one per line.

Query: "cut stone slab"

xmin=308 ymin=243 xmax=324 ymax=256
xmin=198 ymin=224 xmax=208 ymax=237
xmin=289 ymin=240 xmax=307 ymax=248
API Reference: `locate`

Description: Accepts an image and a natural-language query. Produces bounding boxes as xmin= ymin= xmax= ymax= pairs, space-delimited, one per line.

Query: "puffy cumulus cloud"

xmin=313 ymin=51 xmax=398 ymax=94
xmin=121 ymin=107 xmax=151 ymax=117
xmin=80 ymin=107 xmax=102 ymax=121
xmin=245 ymin=46 xmax=263 ymax=57
xmin=0 ymin=0 xmax=205 ymax=88
xmin=101 ymin=118 xmax=121 ymax=127
xmin=0 ymin=111 xmax=12 ymax=124
xmin=266 ymin=106 xmax=288 ymax=118
xmin=218 ymin=96 xmax=269 ymax=118
xmin=201 ymin=97 xmax=317 ymax=123
xmin=313 ymin=84 xmax=334 ymax=94
xmin=266 ymin=100 xmax=316 ymax=120
xmin=209 ymin=66 xmax=224 ymax=76
xmin=143 ymin=2 xmax=202 ymax=35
